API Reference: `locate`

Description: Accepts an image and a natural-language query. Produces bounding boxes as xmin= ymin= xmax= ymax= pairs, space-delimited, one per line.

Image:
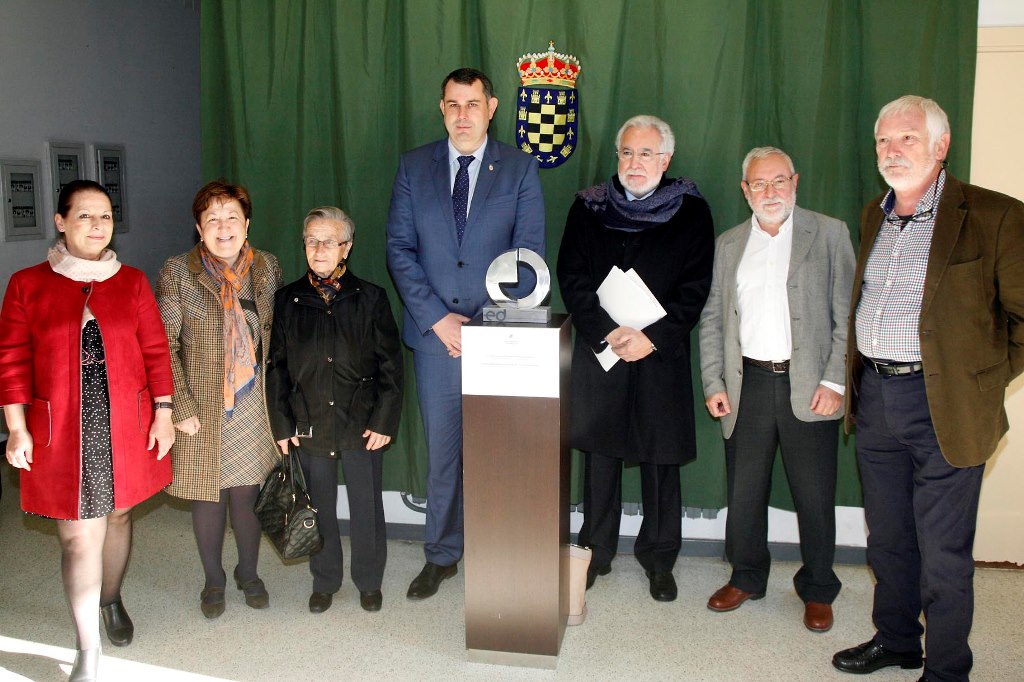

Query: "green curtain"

xmin=200 ymin=0 xmax=977 ymax=510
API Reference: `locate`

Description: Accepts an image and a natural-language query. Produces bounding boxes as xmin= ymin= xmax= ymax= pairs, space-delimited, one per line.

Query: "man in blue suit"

xmin=386 ymin=67 xmax=546 ymax=600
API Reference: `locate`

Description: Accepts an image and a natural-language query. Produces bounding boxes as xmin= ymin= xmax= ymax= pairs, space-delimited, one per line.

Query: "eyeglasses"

xmin=616 ymin=148 xmax=666 ymax=162
xmin=745 ymin=176 xmax=794 ymax=193
xmin=302 ymin=237 xmax=350 ymax=249
xmin=884 ymin=208 xmax=933 ymax=226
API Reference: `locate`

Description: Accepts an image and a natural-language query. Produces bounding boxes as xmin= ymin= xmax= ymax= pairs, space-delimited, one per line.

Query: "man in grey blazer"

xmin=386 ymin=67 xmax=545 ymax=601
xmin=699 ymin=146 xmax=855 ymax=632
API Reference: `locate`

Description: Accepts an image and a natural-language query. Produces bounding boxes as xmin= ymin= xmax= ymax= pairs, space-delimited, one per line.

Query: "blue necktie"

xmin=453 ymin=155 xmax=473 ymax=244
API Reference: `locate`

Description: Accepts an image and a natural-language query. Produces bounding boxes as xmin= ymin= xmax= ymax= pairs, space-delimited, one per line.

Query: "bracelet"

xmin=153 ymin=402 xmax=174 ymax=410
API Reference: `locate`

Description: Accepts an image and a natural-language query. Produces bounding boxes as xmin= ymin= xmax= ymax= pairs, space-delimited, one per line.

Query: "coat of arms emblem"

xmin=515 ymin=42 xmax=581 ymax=169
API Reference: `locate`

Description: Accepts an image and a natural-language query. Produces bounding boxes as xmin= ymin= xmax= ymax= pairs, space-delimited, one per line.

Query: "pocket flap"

xmin=27 ymin=398 xmax=52 ymax=448
xmin=976 ymin=358 xmax=1010 ymax=391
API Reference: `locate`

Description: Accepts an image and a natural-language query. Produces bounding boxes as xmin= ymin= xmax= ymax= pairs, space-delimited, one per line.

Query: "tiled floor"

xmin=1 ymin=464 xmax=1022 ymax=681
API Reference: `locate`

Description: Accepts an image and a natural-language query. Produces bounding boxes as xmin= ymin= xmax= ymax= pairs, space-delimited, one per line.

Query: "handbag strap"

xmin=287 ymin=447 xmax=312 ymax=496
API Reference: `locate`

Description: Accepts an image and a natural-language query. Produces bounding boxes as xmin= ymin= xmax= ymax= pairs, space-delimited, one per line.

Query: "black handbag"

xmin=254 ymin=448 xmax=324 ymax=559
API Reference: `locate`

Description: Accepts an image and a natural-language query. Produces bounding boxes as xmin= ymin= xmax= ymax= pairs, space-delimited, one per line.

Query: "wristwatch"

xmin=153 ymin=402 xmax=174 ymax=410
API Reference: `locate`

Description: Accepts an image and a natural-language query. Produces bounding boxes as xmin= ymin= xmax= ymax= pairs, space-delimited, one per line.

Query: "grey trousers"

xmin=724 ymin=365 xmax=842 ymax=603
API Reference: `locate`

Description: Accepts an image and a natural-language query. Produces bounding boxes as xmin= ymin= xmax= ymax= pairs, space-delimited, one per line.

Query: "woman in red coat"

xmin=0 ymin=180 xmax=174 ymax=682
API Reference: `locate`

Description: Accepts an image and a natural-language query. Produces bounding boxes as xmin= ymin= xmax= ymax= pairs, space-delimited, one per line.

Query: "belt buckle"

xmin=771 ymin=361 xmax=786 ymax=373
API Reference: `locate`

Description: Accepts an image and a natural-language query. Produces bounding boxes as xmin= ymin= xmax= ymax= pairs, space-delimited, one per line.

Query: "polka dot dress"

xmin=79 ymin=318 xmax=114 ymax=518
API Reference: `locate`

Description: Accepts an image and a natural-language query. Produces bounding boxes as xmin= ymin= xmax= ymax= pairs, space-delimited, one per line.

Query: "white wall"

xmin=979 ymin=0 xmax=1024 ymax=27
xmin=0 ymin=0 xmax=200 ymax=297
xmin=970 ymin=26 xmax=1024 ymax=563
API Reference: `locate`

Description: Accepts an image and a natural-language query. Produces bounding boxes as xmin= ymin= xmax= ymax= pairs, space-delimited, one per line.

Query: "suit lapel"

xmin=251 ymin=251 xmax=275 ymax=326
xmin=187 ymin=245 xmax=220 ymax=299
xmin=722 ymin=223 xmax=752 ymax=312
xmin=431 ymin=141 xmax=458 ymax=245
xmin=465 ymin=138 xmax=500 ymax=238
xmin=921 ymin=174 xmax=967 ymax=316
xmin=787 ymin=206 xmax=815 ymax=279
xmin=852 ymin=201 xmax=885 ymax=312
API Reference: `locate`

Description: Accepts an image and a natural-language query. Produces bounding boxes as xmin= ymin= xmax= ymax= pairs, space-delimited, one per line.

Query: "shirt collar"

xmin=625 ymin=186 xmax=657 ymax=202
xmin=448 ymin=136 xmax=488 ymax=166
xmin=880 ymin=167 xmax=946 ymax=217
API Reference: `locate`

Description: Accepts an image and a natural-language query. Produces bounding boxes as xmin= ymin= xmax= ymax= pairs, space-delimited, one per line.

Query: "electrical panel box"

xmin=48 ymin=141 xmax=88 ymax=204
xmin=94 ymin=144 xmax=128 ymax=233
xmin=1 ymin=159 xmax=45 ymax=241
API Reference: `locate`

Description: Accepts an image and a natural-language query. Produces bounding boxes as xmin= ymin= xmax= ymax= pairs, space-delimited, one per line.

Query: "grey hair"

xmin=874 ymin=95 xmax=950 ymax=148
xmin=741 ymin=146 xmax=796 ymax=180
xmin=303 ymin=205 xmax=354 ymax=242
xmin=615 ymin=115 xmax=675 ymax=155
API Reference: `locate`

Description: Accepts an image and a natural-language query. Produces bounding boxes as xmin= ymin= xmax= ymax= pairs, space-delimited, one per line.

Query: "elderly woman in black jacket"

xmin=266 ymin=206 xmax=402 ymax=614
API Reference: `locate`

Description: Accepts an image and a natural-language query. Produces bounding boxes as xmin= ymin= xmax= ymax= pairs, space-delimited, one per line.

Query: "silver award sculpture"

xmin=482 ymin=247 xmax=552 ymax=323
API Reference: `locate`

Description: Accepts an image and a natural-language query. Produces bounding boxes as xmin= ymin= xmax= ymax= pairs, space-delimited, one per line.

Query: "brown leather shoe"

xmin=233 ymin=567 xmax=269 ymax=609
xmin=199 ymin=586 xmax=225 ymax=619
xmin=803 ymin=601 xmax=833 ymax=632
xmin=706 ymin=583 xmax=764 ymax=612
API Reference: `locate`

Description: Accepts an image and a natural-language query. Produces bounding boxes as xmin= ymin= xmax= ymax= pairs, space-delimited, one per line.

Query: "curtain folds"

xmin=201 ymin=0 xmax=977 ymax=509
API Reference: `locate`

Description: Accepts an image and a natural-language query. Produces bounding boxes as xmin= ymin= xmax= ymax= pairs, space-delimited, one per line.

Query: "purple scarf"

xmin=577 ymin=175 xmax=703 ymax=232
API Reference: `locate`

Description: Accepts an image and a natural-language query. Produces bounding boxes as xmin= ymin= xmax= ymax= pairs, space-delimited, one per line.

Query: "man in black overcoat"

xmin=557 ymin=115 xmax=714 ymax=601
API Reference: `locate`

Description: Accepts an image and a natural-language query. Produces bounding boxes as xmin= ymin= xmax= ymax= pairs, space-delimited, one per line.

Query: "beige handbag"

xmin=567 ymin=544 xmax=592 ymax=625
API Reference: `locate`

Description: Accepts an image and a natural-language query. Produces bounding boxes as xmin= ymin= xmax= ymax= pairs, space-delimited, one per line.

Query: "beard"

xmin=618 ymin=170 xmax=661 ymax=198
xmin=879 ymin=155 xmax=938 ymax=193
xmin=748 ymin=192 xmax=796 ymax=227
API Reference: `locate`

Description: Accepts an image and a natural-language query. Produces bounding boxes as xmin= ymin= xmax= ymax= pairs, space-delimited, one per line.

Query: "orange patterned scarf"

xmin=200 ymin=242 xmax=256 ymax=418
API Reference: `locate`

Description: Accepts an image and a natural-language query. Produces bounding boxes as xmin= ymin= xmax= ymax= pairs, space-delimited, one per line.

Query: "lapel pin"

xmin=488 ymin=164 xmax=494 ymax=171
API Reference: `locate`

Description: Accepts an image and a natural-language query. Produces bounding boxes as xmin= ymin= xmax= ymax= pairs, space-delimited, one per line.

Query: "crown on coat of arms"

xmin=517 ymin=41 xmax=581 ymax=88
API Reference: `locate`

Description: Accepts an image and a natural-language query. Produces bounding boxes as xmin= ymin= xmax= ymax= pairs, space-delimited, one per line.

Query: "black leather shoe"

xmin=200 ymin=586 xmax=225 ymax=619
xmin=233 ymin=566 xmax=269 ymax=609
xmin=100 ymin=599 xmax=133 ymax=646
xmin=645 ymin=570 xmax=678 ymax=602
xmin=833 ymin=639 xmax=923 ymax=674
xmin=308 ymin=591 xmax=333 ymax=613
xmin=406 ymin=562 xmax=457 ymax=600
xmin=585 ymin=563 xmax=611 ymax=590
xmin=360 ymin=590 xmax=383 ymax=612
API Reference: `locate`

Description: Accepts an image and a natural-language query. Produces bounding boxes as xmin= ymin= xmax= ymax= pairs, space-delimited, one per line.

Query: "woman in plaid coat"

xmin=157 ymin=180 xmax=282 ymax=619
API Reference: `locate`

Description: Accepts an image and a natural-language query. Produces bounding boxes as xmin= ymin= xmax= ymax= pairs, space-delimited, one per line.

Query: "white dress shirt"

xmin=736 ymin=212 xmax=843 ymax=394
xmin=737 ymin=213 xmax=794 ymax=361
xmin=448 ymin=136 xmax=488 ymax=219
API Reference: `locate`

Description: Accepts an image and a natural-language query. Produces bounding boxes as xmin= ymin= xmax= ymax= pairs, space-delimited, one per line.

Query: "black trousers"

xmin=578 ymin=451 xmax=681 ymax=573
xmin=724 ymin=365 xmax=842 ymax=603
xmin=299 ymin=449 xmax=387 ymax=593
xmin=856 ymin=365 xmax=983 ymax=682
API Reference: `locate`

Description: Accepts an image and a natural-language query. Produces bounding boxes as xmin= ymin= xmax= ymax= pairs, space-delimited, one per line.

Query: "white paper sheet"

xmin=593 ymin=266 xmax=667 ymax=371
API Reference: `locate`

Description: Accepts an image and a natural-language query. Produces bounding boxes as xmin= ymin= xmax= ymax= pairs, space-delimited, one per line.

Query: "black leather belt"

xmin=743 ymin=357 xmax=790 ymax=373
xmin=862 ymin=357 xmax=923 ymax=376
